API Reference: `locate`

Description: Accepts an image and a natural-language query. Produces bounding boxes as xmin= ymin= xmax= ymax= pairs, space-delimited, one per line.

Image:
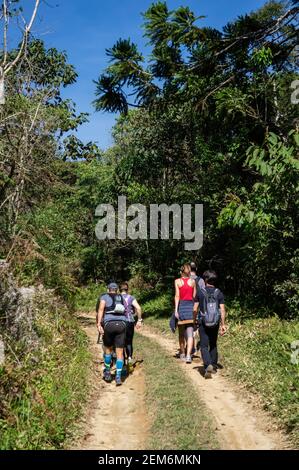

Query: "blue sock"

xmin=116 ymin=359 xmax=124 ymax=377
xmin=104 ymin=354 xmax=112 ymax=371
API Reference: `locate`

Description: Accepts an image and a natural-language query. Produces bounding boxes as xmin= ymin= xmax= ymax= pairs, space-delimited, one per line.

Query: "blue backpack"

xmin=200 ymin=288 xmax=220 ymax=327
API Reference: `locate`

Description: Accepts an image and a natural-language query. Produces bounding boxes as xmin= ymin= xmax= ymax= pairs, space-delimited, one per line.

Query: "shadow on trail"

xmin=76 ymin=314 xmax=95 ymax=327
xmin=193 ymin=363 xmax=224 ymax=377
xmin=193 ymin=365 xmax=206 ymax=377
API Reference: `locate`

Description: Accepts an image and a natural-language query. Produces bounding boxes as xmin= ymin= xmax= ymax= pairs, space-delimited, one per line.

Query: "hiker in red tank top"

xmin=174 ymin=264 xmax=199 ymax=364
xmin=179 ymin=277 xmax=194 ymax=301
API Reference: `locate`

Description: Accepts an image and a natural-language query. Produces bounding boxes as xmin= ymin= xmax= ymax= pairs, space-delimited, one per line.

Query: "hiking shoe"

xmin=103 ymin=370 xmax=112 ymax=383
xmin=212 ymin=365 xmax=218 ymax=374
xmin=179 ymin=354 xmax=186 ymax=361
xmin=204 ymin=364 xmax=213 ymax=379
xmin=115 ymin=375 xmax=122 ymax=386
xmin=186 ymin=355 xmax=192 ymax=364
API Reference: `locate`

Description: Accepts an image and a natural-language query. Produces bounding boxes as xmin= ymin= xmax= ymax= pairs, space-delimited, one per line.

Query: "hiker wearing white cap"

xmin=96 ymin=282 xmax=127 ymax=386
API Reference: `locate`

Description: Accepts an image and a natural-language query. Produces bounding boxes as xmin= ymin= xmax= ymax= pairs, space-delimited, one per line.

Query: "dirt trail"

xmin=140 ymin=326 xmax=286 ymax=451
xmin=72 ymin=313 xmax=148 ymax=450
xmin=73 ymin=313 xmax=286 ymax=451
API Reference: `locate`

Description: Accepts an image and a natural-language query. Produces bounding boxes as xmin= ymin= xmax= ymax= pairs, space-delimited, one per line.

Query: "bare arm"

xmin=132 ymin=299 xmax=143 ymax=329
xmin=95 ymin=297 xmax=101 ymax=323
xmin=192 ymin=280 xmax=197 ymax=300
xmin=192 ymin=280 xmax=199 ymax=322
xmin=97 ymin=300 xmax=106 ymax=334
xmin=174 ymin=280 xmax=180 ymax=318
xmin=219 ymin=304 xmax=227 ymax=335
xmin=132 ymin=299 xmax=142 ymax=320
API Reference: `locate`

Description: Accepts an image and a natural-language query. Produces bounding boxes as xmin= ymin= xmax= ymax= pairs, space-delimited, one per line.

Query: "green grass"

xmin=0 ymin=295 xmax=91 ymax=450
xmin=220 ymin=313 xmax=299 ymax=446
xmin=73 ymin=283 xmax=106 ymax=312
xmin=141 ymin=293 xmax=299 ymax=447
xmin=142 ymin=292 xmax=173 ymax=319
xmin=134 ymin=333 xmax=219 ymax=450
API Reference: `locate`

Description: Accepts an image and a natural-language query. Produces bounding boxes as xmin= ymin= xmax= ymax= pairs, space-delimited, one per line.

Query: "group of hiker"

xmin=96 ymin=282 xmax=143 ymax=386
xmin=174 ymin=263 xmax=227 ymax=378
xmin=96 ymin=262 xmax=227 ymax=385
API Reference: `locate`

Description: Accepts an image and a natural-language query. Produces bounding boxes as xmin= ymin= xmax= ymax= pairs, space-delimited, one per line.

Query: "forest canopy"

xmin=0 ymin=0 xmax=298 ymax=316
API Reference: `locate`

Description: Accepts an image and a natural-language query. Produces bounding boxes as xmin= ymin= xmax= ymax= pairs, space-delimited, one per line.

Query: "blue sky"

xmin=32 ymin=0 xmax=267 ymax=149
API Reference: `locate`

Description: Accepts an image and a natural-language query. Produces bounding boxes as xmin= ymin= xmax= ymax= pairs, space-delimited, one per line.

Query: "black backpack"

xmin=200 ymin=288 xmax=221 ymax=327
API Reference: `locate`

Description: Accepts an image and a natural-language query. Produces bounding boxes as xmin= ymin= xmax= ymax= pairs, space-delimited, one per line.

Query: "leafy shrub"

xmin=0 ymin=292 xmax=91 ymax=449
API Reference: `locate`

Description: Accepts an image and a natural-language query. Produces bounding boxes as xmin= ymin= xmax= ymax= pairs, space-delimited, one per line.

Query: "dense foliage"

xmin=92 ymin=0 xmax=299 ymax=315
xmin=0 ymin=0 xmax=298 ymax=450
xmin=0 ymin=1 xmax=298 ymax=318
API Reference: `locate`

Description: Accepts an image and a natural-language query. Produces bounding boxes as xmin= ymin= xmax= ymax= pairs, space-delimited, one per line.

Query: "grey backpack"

xmin=201 ymin=288 xmax=220 ymax=327
xmin=106 ymin=294 xmax=126 ymax=315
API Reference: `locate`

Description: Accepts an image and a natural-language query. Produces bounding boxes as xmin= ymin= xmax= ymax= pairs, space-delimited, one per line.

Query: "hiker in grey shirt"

xmin=97 ymin=282 xmax=127 ymax=386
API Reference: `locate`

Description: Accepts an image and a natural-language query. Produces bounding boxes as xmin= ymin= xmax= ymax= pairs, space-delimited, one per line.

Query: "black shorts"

xmin=103 ymin=321 xmax=127 ymax=349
